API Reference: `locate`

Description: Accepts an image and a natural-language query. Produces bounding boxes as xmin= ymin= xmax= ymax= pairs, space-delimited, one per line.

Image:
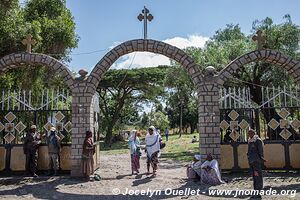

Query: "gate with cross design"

xmin=219 ymin=86 xmax=300 ymax=171
xmin=0 ymin=88 xmax=73 ymax=173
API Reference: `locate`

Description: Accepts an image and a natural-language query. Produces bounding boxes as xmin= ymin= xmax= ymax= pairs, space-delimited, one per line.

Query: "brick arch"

xmin=0 ymin=52 xmax=75 ymax=89
xmin=88 ymin=39 xmax=203 ymax=91
xmin=217 ymin=49 xmax=300 ymax=86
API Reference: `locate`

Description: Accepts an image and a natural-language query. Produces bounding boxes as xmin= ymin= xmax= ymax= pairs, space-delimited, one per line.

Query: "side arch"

xmin=88 ymin=39 xmax=203 ymax=91
xmin=0 ymin=52 xmax=75 ymax=89
xmin=217 ymin=49 xmax=300 ymax=86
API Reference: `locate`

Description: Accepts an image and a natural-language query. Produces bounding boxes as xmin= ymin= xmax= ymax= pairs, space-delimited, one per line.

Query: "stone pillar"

xmin=198 ymin=66 xmax=221 ymax=161
xmin=70 ymin=71 xmax=95 ymax=177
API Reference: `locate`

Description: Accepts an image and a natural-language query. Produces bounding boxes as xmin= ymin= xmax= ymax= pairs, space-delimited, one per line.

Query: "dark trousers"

xmin=250 ymin=160 xmax=263 ymax=190
xmin=26 ymin=152 xmax=38 ymax=174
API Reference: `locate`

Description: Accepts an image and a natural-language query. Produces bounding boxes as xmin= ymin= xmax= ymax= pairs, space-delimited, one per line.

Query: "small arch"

xmin=0 ymin=52 xmax=75 ymax=89
xmin=88 ymin=39 xmax=203 ymax=91
xmin=217 ymin=49 xmax=300 ymax=86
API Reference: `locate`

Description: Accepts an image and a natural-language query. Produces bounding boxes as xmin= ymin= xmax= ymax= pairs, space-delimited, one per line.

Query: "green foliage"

xmin=164 ymin=64 xmax=198 ymax=132
xmin=0 ymin=0 xmax=78 ymax=92
xmin=98 ymin=66 xmax=170 ymax=144
xmin=0 ymin=0 xmax=27 ymax=56
xmin=24 ymin=0 xmax=78 ymax=59
xmin=148 ymin=111 xmax=170 ymax=131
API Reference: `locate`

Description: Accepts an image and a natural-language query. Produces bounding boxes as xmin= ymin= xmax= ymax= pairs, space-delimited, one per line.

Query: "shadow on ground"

xmin=0 ymin=174 xmax=299 ymax=200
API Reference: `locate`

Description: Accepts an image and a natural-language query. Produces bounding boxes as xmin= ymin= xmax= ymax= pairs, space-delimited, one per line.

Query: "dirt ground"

xmin=0 ymin=152 xmax=299 ymax=200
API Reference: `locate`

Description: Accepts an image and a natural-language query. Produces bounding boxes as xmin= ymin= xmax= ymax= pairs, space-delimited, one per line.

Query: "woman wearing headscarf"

xmin=201 ymin=153 xmax=224 ymax=185
xmin=82 ymin=130 xmax=95 ymax=181
xmin=186 ymin=154 xmax=202 ymax=179
xmin=128 ymin=130 xmax=141 ymax=175
xmin=145 ymin=125 xmax=161 ymax=176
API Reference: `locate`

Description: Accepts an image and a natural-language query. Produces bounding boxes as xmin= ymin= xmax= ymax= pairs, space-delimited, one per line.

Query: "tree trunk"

xmin=104 ymin=126 xmax=113 ymax=145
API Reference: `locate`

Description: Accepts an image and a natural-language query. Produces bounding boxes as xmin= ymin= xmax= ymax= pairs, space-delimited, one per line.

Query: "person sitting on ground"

xmin=186 ymin=154 xmax=202 ymax=179
xmin=201 ymin=153 xmax=224 ymax=185
xmin=191 ymin=136 xmax=197 ymax=143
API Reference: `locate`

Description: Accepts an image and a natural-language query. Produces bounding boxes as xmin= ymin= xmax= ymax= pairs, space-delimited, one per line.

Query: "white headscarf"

xmin=194 ymin=154 xmax=201 ymax=161
xmin=145 ymin=126 xmax=160 ymax=158
xmin=128 ymin=130 xmax=139 ymax=154
xmin=128 ymin=130 xmax=137 ymax=141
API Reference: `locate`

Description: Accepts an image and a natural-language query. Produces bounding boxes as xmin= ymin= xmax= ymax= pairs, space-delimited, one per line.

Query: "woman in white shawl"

xmin=128 ymin=130 xmax=141 ymax=175
xmin=191 ymin=154 xmax=202 ymax=177
xmin=201 ymin=153 xmax=224 ymax=185
xmin=145 ymin=125 xmax=161 ymax=176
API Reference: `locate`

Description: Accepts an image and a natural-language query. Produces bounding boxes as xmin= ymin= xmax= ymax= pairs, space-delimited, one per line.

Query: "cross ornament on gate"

xmin=22 ymin=34 xmax=36 ymax=53
xmin=252 ymin=30 xmax=266 ymax=50
xmin=137 ymin=6 xmax=154 ymax=40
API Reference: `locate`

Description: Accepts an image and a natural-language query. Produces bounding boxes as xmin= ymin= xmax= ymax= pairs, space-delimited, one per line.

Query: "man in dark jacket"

xmin=247 ymin=129 xmax=265 ymax=197
xmin=23 ymin=125 xmax=41 ymax=177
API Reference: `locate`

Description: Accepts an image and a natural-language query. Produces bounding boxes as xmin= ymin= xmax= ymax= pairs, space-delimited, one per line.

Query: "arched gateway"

xmin=1 ymin=40 xmax=299 ymax=176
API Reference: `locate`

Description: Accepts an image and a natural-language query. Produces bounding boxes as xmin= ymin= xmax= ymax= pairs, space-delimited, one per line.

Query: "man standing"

xmin=247 ymin=129 xmax=265 ymax=196
xmin=23 ymin=125 xmax=41 ymax=177
xmin=165 ymin=128 xmax=169 ymax=141
xmin=47 ymin=127 xmax=61 ymax=176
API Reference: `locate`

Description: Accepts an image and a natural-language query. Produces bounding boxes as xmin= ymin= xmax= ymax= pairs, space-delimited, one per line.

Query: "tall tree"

xmin=98 ymin=66 xmax=169 ymax=145
xmin=0 ymin=0 xmax=78 ymax=93
xmin=164 ymin=63 xmax=198 ymax=135
xmin=188 ymin=16 xmax=300 ymax=138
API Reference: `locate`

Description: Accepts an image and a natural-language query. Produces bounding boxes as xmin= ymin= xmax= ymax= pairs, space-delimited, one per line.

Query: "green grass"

xmin=100 ymin=132 xmax=199 ymax=162
xmin=100 ymin=140 xmax=129 ymax=155
xmin=161 ymin=133 xmax=199 ymax=162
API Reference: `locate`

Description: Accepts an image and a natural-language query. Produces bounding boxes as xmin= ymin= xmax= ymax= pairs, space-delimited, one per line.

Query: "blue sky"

xmin=21 ymin=0 xmax=300 ymax=73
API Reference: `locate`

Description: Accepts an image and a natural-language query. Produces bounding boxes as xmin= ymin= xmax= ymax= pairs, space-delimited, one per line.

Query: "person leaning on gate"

xmin=23 ymin=125 xmax=41 ymax=177
xmin=46 ymin=126 xmax=61 ymax=176
xmin=247 ymin=129 xmax=266 ymax=197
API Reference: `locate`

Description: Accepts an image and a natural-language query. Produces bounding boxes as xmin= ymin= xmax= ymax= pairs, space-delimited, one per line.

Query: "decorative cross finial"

xmin=252 ymin=30 xmax=266 ymax=50
xmin=137 ymin=6 xmax=154 ymax=39
xmin=22 ymin=34 xmax=36 ymax=53
xmin=79 ymin=69 xmax=88 ymax=78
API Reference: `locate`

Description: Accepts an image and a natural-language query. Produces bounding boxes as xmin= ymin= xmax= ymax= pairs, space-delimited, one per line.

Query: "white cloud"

xmin=112 ymin=35 xmax=209 ymax=69
xmin=163 ymin=35 xmax=208 ymax=49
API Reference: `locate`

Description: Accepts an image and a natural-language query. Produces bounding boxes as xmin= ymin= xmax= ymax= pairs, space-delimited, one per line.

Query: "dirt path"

xmin=0 ymin=153 xmax=299 ymax=199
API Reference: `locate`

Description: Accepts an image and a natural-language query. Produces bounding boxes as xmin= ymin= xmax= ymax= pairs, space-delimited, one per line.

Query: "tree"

xmin=148 ymin=111 xmax=170 ymax=131
xmin=97 ymin=66 xmax=169 ymax=145
xmin=164 ymin=63 xmax=198 ymax=135
xmin=192 ymin=16 xmax=300 ymax=139
xmin=0 ymin=0 xmax=78 ymax=94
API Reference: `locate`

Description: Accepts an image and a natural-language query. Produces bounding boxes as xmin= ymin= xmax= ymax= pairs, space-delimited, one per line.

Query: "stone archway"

xmin=217 ymin=49 xmax=300 ymax=85
xmin=0 ymin=52 xmax=83 ymax=175
xmin=70 ymin=39 xmax=213 ymax=175
xmin=87 ymin=39 xmax=204 ymax=91
xmin=197 ymin=49 xmax=300 ymax=168
xmin=0 ymin=52 xmax=75 ymax=89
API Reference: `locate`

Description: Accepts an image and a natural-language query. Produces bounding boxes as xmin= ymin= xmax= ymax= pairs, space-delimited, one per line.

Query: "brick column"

xmin=198 ymin=67 xmax=221 ymax=161
xmin=70 ymin=80 xmax=95 ymax=177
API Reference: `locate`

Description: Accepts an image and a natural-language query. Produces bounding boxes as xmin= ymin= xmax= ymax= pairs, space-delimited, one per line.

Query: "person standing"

xmin=165 ymin=128 xmax=169 ymax=141
xmin=82 ymin=130 xmax=95 ymax=181
xmin=23 ymin=125 xmax=41 ymax=177
xmin=145 ymin=125 xmax=161 ymax=176
xmin=247 ymin=129 xmax=265 ymax=196
xmin=46 ymin=127 xmax=61 ymax=176
xmin=128 ymin=130 xmax=141 ymax=175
